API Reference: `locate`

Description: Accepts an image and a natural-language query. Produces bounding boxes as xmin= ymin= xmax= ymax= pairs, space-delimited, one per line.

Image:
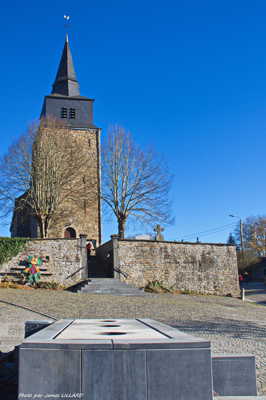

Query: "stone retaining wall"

xmin=0 ymin=238 xmax=87 ymax=284
xmin=113 ymin=239 xmax=240 ymax=296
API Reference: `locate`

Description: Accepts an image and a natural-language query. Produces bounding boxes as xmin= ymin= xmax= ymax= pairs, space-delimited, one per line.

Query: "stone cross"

xmin=154 ymin=224 xmax=164 ymax=241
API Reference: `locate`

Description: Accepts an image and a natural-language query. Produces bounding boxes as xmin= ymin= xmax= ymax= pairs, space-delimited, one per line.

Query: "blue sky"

xmin=1 ymin=0 xmax=266 ymax=242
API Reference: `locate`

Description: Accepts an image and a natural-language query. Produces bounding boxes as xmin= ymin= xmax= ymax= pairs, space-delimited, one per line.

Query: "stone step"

xmin=66 ymin=279 xmax=91 ymax=292
xmin=10 ymin=266 xmax=49 ymax=272
xmin=0 ymin=274 xmax=53 ymax=285
xmin=0 ymin=271 xmax=53 ymax=278
xmin=79 ymin=278 xmax=149 ymax=296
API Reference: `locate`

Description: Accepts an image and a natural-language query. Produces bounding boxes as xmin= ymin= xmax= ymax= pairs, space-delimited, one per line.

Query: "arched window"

xmin=64 ymin=227 xmax=76 ymax=238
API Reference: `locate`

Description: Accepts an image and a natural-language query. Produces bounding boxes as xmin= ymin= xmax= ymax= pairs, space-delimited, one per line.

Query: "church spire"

xmin=52 ymin=35 xmax=80 ymax=97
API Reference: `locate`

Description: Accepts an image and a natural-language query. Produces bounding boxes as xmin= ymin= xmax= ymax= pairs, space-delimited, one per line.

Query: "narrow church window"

xmin=61 ymin=107 xmax=68 ymax=118
xmin=69 ymin=108 xmax=76 ymax=119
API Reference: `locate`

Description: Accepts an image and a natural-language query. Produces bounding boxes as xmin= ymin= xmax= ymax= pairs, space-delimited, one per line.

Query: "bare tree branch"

xmin=101 ymin=125 xmax=173 ymax=238
xmin=0 ymin=117 xmax=98 ymax=238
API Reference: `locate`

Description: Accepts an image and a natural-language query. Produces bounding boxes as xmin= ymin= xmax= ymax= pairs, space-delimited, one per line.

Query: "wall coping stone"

xmin=118 ymin=238 xmax=235 ymax=247
xmin=12 ymin=238 xmax=77 ymax=242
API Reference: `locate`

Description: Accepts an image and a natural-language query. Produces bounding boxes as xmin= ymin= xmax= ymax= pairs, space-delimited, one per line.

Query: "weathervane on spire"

xmin=64 ymin=15 xmax=70 ymax=40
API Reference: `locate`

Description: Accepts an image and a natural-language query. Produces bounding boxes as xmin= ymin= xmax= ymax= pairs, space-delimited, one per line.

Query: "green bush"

xmin=0 ymin=237 xmax=29 ymax=265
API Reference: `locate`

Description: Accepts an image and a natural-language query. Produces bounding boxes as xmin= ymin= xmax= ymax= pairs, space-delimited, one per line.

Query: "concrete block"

xmin=21 ymin=319 xmax=258 ymax=400
xmin=24 ymin=319 xmax=54 ymax=338
xmin=82 ymin=350 xmax=147 ymax=400
xmin=18 ymin=347 xmax=81 ymax=394
xmin=147 ymin=348 xmax=213 ymax=400
xmin=212 ymin=354 xmax=257 ymax=396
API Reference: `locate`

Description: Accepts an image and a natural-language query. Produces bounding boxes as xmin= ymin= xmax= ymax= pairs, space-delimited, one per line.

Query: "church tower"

xmin=11 ymin=36 xmax=101 ymax=244
xmin=42 ymin=35 xmax=101 ymax=243
xmin=41 ymin=34 xmax=96 ymax=130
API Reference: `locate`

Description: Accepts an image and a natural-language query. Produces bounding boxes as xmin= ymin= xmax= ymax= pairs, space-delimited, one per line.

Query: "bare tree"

xmin=245 ymin=216 xmax=266 ymax=257
xmin=0 ymin=117 xmax=97 ymax=238
xmin=232 ymin=215 xmax=266 ymax=270
xmin=233 ymin=216 xmax=266 ymax=253
xmin=0 ymin=127 xmax=34 ymax=220
xmin=101 ymin=125 xmax=173 ymax=238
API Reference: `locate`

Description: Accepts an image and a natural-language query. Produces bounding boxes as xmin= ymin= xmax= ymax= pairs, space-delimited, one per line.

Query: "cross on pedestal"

xmin=154 ymin=224 xmax=164 ymax=241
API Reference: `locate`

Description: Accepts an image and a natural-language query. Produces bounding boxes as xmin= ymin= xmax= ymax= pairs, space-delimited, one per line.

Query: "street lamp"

xmin=229 ymin=214 xmax=244 ymax=257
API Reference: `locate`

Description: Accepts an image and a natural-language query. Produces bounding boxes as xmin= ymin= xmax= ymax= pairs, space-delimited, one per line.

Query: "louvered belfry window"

xmin=61 ymin=107 xmax=68 ymax=118
xmin=69 ymin=108 xmax=76 ymax=119
xmin=60 ymin=107 xmax=76 ymax=119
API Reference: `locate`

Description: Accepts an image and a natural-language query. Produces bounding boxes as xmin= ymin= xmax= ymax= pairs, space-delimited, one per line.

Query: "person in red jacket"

xmin=87 ymin=241 xmax=94 ymax=259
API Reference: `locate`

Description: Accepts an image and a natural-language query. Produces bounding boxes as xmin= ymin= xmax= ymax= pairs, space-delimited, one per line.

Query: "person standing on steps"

xmin=87 ymin=240 xmax=94 ymax=260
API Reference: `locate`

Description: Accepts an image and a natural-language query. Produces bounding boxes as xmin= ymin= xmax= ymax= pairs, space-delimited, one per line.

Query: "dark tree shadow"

xmin=171 ymin=317 xmax=266 ymax=341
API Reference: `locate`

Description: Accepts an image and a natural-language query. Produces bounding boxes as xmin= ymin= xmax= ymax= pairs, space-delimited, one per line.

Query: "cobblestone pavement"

xmin=0 ymin=288 xmax=265 ymax=395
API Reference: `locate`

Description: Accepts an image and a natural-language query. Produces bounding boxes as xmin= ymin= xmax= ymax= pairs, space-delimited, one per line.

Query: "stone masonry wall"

xmin=0 ymin=238 xmax=85 ymax=285
xmin=115 ymin=239 xmax=240 ymax=296
xmin=47 ymin=128 xmax=101 ymax=245
xmin=11 ymin=127 xmax=101 ymax=245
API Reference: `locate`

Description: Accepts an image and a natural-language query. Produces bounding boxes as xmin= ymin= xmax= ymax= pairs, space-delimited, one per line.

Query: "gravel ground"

xmin=0 ymin=288 xmax=266 ymax=395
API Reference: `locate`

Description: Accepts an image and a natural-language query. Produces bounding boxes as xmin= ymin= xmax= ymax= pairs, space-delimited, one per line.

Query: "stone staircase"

xmin=78 ymin=278 xmax=149 ymax=296
xmin=0 ymin=261 xmax=53 ymax=282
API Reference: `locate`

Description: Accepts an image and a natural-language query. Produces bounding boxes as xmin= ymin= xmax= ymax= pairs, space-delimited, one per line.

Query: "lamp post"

xmin=229 ymin=214 xmax=244 ymax=259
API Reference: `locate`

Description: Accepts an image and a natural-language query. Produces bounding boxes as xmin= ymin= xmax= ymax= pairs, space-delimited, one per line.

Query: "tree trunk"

xmin=118 ymin=218 xmax=126 ymax=239
xmin=45 ymin=218 xmax=50 ymax=238
xmin=37 ymin=216 xmax=46 ymax=238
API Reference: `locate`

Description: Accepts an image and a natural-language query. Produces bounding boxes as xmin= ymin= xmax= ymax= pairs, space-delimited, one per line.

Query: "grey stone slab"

xmin=147 ymin=348 xmax=213 ymax=400
xmin=82 ymin=350 xmax=147 ymax=400
xmin=24 ymin=319 xmax=54 ymax=338
xmin=112 ymin=350 xmax=147 ymax=400
xmin=214 ymin=353 xmax=256 ymax=358
xmin=138 ymin=318 xmax=211 ymax=347
xmin=215 ymin=398 xmax=266 ymax=400
xmin=22 ymin=318 xmax=209 ymax=346
xmin=82 ymin=350 xmax=113 ymax=400
xmin=22 ymin=318 xmax=210 ymax=350
xmin=57 ymin=318 xmax=166 ymax=340
xmin=113 ymin=337 xmax=210 ymax=349
xmin=212 ymin=355 xmax=257 ymax=396
xmin=19 ymin=347 xmax=81 ymax=395
xmin=22 ymin=318 xmax=73 ymax=342
xmin=20 ymin=339 xmax=113 ymax=350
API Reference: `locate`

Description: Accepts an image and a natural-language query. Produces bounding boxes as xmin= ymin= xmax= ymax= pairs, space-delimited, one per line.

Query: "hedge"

xmin=0 ymin=237 xmax=29 ymax=265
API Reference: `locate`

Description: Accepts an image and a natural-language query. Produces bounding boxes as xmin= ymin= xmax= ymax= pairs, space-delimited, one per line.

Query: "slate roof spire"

xmin=52 ymin=34 xmax=80 ymax=97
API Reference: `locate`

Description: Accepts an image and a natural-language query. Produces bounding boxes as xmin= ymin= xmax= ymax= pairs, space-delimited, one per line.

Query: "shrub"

xmin=144 ymin=280 xmax=171 ymax=293
xmin=0 ymin=281 xmax=33 ymax=289
xmin=36 ymin=281 xmax=65 ymax=290
xmin=0 ymin=237 xmax=29 ymax=265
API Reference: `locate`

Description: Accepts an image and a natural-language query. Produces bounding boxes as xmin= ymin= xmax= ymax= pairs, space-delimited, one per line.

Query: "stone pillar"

xmin=79 ymin=234 xmax=88 ymax=280
xmin=111 ymin=234 xmax=120 ymax=279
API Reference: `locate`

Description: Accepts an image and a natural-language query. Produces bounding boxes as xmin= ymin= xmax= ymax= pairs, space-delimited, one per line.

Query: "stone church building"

xmin=10 ymin=35 xmax=101 ymax=244
xmin=5 ymin=35 xmax=239 ymax=297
